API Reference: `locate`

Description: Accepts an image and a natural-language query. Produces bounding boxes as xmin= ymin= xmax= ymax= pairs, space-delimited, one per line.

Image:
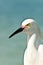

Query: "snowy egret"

xmin=9 ymin=19 xmax=43 ymax=65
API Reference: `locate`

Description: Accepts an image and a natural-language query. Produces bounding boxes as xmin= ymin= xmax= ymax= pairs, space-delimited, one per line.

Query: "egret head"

xmin=21 ymin=19 xmax=35 ymax=35
xmin=9 ymin=19 xmax=42 ymax=39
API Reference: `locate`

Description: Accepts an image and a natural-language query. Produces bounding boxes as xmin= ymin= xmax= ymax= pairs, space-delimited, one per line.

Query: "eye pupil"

xmin=27 ymin=24 xmax=28 ymax=26
xmin=26 ymin=23 xmax=30 ymax=26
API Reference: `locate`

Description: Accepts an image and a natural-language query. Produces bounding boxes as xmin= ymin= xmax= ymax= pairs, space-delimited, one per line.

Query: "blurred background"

xmin=0 ymin=0 xmax=43 ymax=65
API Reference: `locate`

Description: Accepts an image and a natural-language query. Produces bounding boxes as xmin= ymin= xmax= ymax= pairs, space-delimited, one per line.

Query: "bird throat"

xmin=27 ymin=33 xmax=38 ymax=50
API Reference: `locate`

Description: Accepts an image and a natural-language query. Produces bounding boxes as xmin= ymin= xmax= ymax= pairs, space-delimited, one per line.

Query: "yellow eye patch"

xmin=26 ymin=23 xmax=31 ymax=28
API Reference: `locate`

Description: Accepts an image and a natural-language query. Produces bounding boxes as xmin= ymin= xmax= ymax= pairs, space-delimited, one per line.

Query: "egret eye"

xmin=26 ymin=23 xmax=31 ymax=27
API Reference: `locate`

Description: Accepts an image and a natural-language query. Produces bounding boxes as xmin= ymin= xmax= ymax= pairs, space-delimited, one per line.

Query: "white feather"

xmin=22 ymin=19 xmax=43 ymax=65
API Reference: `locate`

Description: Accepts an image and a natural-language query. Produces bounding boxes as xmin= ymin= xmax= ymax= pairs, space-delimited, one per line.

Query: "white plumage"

xmin=9 ymin=19 xmax=43 ymax=65
xmin=22 ymin=19 xmax=43 ymax=65
xmin=24 ymin=34 xmax=37 ymax=65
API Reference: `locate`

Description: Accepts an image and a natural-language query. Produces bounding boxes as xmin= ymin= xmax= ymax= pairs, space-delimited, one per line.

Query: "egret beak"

xmin=9 ymin=27 xmax=24 ymax=38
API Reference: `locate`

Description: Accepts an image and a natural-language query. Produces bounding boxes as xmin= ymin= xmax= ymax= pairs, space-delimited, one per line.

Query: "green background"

xmin=0 ymin=0 xmax=43 ymax=65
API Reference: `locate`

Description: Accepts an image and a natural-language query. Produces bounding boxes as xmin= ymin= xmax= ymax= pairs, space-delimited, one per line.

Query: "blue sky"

xmin=0 ymin=0 xmax=43 ymax=65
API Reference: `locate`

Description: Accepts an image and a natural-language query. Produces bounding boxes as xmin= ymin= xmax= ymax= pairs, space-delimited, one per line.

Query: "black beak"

xmin=9 ymin=27 xmax=24 ymax=38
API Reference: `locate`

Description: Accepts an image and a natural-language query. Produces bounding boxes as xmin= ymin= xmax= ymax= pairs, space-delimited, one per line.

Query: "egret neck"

xmin=24 ymin=33 xmax=38 ymax=65
xmin=27 ymin=33 xmax=38 ymax=50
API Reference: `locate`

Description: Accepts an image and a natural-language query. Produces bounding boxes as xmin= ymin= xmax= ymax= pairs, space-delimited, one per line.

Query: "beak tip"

xmin=9 ymin=36 xmax=10 ymax=39
xmin=9 ymin=27 xmax=24 ymax=39
xmin=9 ymin=36 xmax=12 ymax=39
xmin=8 ymin=36 xmax=10 ymax=39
